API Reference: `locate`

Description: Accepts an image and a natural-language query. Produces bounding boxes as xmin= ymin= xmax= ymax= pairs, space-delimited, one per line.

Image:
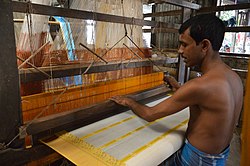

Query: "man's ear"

xmin=200 ymin=39 xmax=211 ymax=52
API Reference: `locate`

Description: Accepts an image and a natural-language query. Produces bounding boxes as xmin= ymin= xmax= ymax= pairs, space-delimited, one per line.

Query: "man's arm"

xmin=110 ymin=96 xmax=154 ymax=121
xmin=111 ymin=78 xmax=202 ymax=122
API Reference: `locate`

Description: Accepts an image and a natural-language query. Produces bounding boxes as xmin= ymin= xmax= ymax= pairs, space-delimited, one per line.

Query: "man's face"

xmin=178 ymin=29 xmax=203 ymax=67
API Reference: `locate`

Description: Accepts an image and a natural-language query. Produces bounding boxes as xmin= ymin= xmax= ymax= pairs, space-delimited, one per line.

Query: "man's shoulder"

xmin=185 ymin=76 xmax=208 ymax=88
xmin=178 ymin=77 xmax=208 ymax=96
xmin=184 ymin=75 xmax=222 ymax=94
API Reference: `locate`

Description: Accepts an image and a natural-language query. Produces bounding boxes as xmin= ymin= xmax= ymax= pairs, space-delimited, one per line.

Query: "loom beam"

xmin=26 ymin=85 xmax=170 ymax=138
xmin=19 ymin=58 xmax=177 ymax=83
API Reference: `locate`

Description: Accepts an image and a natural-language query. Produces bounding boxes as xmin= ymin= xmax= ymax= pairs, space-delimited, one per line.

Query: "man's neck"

xmin=200 ymin=52 xmax=223 ymax=73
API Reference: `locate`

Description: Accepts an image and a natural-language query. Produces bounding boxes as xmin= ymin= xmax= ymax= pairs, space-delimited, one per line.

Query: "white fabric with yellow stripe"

xmin=42 ymin=96 xmax=189 ymax=166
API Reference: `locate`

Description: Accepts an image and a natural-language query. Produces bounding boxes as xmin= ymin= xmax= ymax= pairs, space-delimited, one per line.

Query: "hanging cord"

xmin=26 ymin=1 xmax=34 ymax=57
xmin=122 ymin=5 xmax=141 ymax=67
xmin=129 ymin=17 xmax=135 ymax=38
xmin=122 ymin=3 xmax=128 ymax=36
xmin=120 ymin=0 xmax=126 ymax=89
xmin=118 ymin=0 xmax=128 ymax=68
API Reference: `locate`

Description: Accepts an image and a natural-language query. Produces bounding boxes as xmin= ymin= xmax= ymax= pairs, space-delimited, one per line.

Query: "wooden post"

xmin=0 ymin=0 xmax=23 ymax=148
xmin=177 ymin=8 xmax=191 ymax=84
xmin=241 ymin=61 xmax=250 ymax=166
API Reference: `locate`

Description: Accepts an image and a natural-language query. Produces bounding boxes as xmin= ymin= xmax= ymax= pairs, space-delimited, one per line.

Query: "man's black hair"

xmin=179 ymin=14 xmax=225 ymax=51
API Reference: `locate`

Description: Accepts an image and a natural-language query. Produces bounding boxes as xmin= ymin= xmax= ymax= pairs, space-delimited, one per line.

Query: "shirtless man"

xmin=110 ymin=14 xmax=243 ymax=165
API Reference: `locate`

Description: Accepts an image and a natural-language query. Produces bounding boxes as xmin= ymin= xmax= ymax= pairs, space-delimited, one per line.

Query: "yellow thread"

xmin=46 ymin=132 xmax=125 ymax=166
xmin=81 ymin=116 xmax=136 ymax=140
xmin=42 ymin=118 xmax=187 ymax=165
xmin=120 ymin=119 xmax=189 ymax=163
xmin=22 ymin=72 xmax=164 ymax=122
xmin=99 ymin=118 xmax=162 ymax=149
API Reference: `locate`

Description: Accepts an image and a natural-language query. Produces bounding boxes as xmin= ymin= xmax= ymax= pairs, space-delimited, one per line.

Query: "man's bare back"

xmin=186 ymin=63 xmax=243 ymax=154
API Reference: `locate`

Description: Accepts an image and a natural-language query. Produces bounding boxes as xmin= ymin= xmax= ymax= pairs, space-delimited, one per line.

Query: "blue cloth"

xmin=165 ymin=139 xmax=230 ymax=166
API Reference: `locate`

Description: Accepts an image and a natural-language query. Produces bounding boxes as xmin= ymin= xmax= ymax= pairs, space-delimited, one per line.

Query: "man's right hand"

xmin=164 ymin=75 xmax=181 ymax=91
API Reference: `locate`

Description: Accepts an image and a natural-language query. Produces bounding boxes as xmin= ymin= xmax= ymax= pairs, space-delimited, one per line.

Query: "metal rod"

xmin=18 ymin=41 xmax=50 ymax=69
xmin=79 ymin=43 xmax=108 ymax=64
xmin=123 ymin=43 xmax=142 ymax=60
xmin=17 ymin=56 xmax=51 ymax=78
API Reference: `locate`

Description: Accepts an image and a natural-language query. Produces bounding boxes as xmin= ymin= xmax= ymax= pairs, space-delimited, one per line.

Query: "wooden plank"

xmin=19 ymin=58 xmax=170 ymax=83
xmin=143 ymin=10 xmax=182 ymax=18
xmin=0 ymin=0 xmax=23 ymax=148
xmin=225 ymin=26 xmax=250 ymax=32
xmin=220 ymin=52 xmax=250 ymax=58
xmin=198 ymin=3 xmax=250 ymax=13
xmin=143 ymin=27 xmax=179 ymax=33
xmin=12 ymin=1 xmax=171 ymax=28
xmin=148 ymin=0 xmax=201 ymax=10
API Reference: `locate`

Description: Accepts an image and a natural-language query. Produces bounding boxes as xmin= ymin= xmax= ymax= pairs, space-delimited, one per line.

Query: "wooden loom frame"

xmin=0 ymin=0 xmax=198 ymax=165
